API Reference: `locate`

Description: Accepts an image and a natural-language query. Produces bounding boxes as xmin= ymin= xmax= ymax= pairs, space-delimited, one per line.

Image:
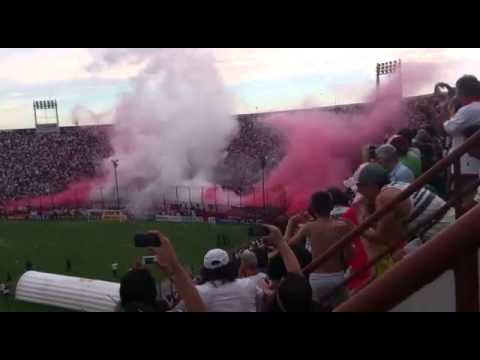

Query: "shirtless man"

xmin=356 ymin=163 xmax=455 ymax=260
xmin=286 ymin=191 xmax=353 ymax=309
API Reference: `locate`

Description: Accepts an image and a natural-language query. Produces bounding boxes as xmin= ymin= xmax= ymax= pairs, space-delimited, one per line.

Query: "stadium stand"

xmin=0 ymin=93 xmax=447 ymax=207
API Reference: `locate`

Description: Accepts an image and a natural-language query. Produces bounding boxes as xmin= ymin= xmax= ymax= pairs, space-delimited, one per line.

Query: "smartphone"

xmin=134 ymin=233 xmax=161 ymax=247
xmin=142 ymin=256 xmax=156 ymax=265
xmin=248 ymin=224 xmax=270 ymax=237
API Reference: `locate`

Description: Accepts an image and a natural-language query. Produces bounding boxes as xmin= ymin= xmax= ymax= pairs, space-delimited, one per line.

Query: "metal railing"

xmin=317 ymin=177 xmax=480 ymax=303
xmin=302 ymin=128 xmax=480 ymax=311
xmin=335 ymin=203 xmax=480 ymax=312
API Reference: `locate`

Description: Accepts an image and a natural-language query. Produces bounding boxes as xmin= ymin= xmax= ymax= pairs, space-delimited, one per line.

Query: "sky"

xmin=0 ymin=48 xmax=479 ymax=130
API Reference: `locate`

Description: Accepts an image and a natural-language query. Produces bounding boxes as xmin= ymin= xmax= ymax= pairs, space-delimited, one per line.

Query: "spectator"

xmin=251 ymin=246 xmax=269 ymax=273
xmin=181 ymin=248 xmax=263 ymax=312
xmin=356 ymin=163 xmax=455 ymax=260
xmin=267 ymin=243 xmax=312 ymax=286
xmin=238 ymin=250 xmax=266 ymax=281
xmin=326 ymin=183 xmax=375 ymax=293
xmin=388 ymin=135 xmax=422 ymax=178
xmin=260 ymin=224 xmax=325 ymax=312
xmin=117 ymin=267 xmax=169 ymax=312
xmin=375 ymin=144 xmax=415 ymax=183
xmin=326 ymin=187 xmax=351 ymax=219
xmin=413 ymin=129 xmax=447 ymax=196
xmin=149 ymin=232 xmax=206 ymax=312
xmin=238 ymin=250 xmax=267 ymax=311
xmin=117 ymin=232 xmax=206 ymax=312
xmin=344 ymin=164 xmax=395 ymax=281
xmin=443 ymin=75 xmax=480 ymax=212
xmin=286 ymin=192 xmax=353 ymax=309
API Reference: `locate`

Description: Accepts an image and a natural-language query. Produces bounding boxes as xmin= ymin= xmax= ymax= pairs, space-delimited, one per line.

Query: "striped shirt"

xmin=383 ymin=182 xmax=447 ymax=241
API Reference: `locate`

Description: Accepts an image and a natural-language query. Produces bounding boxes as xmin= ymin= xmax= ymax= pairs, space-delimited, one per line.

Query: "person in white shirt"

xmin=239 ymin=250 xmax=266 ymax=281
xmin=191 ymin=249 xmax=263 ymax=312
xmin=443 ymin=75 xmax=480 ymax=212
xmin=238 ymin=250 xmax=267 ymax=311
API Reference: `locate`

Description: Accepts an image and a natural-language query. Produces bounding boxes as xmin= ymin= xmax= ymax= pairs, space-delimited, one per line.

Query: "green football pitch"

xmin=0 ymin=220 xmax=248 ymax=312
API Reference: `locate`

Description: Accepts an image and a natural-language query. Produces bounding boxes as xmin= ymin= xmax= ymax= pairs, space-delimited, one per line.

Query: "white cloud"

xmin=0 ymin=48 xmax=476 ymax=92
xmin=0 ymin=48 xmax=139 ymax=86
xmin=0 ymin=48 xmax=479 ymax=129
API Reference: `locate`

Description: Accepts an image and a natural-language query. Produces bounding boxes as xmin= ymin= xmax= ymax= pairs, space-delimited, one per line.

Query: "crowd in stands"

xmin=3 ymin=74 xmax=480 ymax=311
xmin=0 ymin=126 xmax=111 ymax=203
xmin=114 ymin=74 xmax=480 ymax=312
xmin=0 ymin=91 xmax=457 ymax=206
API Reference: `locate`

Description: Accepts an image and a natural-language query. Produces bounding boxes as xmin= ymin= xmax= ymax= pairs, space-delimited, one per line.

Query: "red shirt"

xmin=342 ymin=207 xmax=372 ymax=291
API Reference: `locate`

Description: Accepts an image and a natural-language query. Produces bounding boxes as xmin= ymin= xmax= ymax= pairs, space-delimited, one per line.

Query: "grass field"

xmin=0 ymin=220 xmax=248 ymax=312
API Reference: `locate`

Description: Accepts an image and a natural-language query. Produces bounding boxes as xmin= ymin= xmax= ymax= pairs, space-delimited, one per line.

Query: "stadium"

xmin=1 ymin=50 xmax=480 ymax=312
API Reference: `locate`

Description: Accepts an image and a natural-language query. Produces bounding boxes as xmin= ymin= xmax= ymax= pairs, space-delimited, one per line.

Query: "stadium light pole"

xmin=376 ymin=59 xmax=402 ymax=97
xmin=260 ymin=155 xmax=267 ymax=211
xmin=111 ymin=159 xmax=120 ymax=210
xmin=99 ymin=186 xmax=105 ymax=209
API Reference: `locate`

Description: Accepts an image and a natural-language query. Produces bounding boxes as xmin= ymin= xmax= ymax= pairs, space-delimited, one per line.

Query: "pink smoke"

xmin=244 ymin=62 xmax=439 ymax=214
xmin=5 ymin=178 xmax=104 ymax=211
xmin=5 ymin=61 xmax=439 ymax=216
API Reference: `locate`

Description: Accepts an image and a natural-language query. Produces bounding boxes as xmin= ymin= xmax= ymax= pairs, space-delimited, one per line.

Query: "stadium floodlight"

xmin=33 ymin=98 xmax=59 ymax=129
xmin=111 ymin=160 xmax=120 ymax=209
xmin=376 ymin=59 xmax=402 ymax=96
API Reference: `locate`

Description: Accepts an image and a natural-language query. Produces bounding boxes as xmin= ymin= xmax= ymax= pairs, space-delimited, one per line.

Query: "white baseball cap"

xmin=203 ymin=249 xmax=230 ymax=270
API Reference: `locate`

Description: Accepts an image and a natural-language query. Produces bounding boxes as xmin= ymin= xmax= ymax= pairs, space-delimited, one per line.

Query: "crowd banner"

xmin=101 ymin=210 xmax=127 ymax=221
xmin=7 ymin=214 xmax=28 ymax=220
xmin=216 ymin=218 xmax=240 ymax=225
xmin=155 ymin=215 xmax=204 ymax=223
xmin=155 ymin=215 xmax=182 ymax=223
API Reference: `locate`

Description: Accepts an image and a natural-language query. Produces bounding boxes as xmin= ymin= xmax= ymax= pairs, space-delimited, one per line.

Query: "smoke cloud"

xmin=89 ymin=49 xmax=239 ymax=214
xmin=245 ymin=62 xmax=440 ymax=213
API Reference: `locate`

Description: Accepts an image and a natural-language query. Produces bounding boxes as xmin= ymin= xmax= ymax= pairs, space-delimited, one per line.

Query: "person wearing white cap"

xmin=177 ymin=248 xmax=263 ymax=312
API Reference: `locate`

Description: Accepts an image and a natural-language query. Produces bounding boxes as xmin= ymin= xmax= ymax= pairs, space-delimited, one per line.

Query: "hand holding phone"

xmin=248 ymin=224 xmax=270 ymax=238
xmin=259 ymin=224 xmax=284 ymax=248
xmin=134 ymin=233 xmax=161 ymax=247
xmin=142 ymin=256 xmax=157 ymax=265
xmin=147 ymin=232 xmax=180 ymax=276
